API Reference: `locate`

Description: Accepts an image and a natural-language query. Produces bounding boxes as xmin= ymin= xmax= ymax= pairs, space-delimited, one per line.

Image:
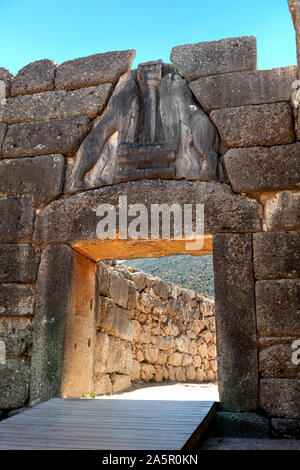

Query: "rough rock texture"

xmin=33 ymin=181 xmax=262 ymax=244
xmin=0 ymin=123 xmax=8 ymax=154
xmin=11 ymin=59 xmax=57 ymax=97
xmin=253 ymin=232 xmax=300 ymax=279
xmin=30 ymin=245 xmax=76 ymax=405
xmin=256 ymin=280 xmax=300 ymax=336
xmin=210 ymin=411 xmax=269 ymax=438
xmin=55 ymin=50 xmax=136 ymax=90
xmin=271 ymin=417 xmax=300 ymax=439
xmin=259 ymin=379 xmax=300 ymax=418
xmin=0 ymin=84 xmax=112 ymax=123
xmin=0 ymin=68 xmax=14 ymax=97
xmin=224 ymin=144 xmax=300 ymax=192
xmin=0 ymin=244 xmax=40 ymax=282
xmin=170 ymin=36 xmax=257 ymax=81
xmin=213 ymin=233 xmax=258 ymax=411
xmin=2 ymin=116 xmax=92 ymax=158
xmin=0 ymin=284 xmax=35 ymax=316
xmin=265 ymin=191 xmax=300 ymax=231
xmin=0 ymin=155 xmax=65 ymax=207
xmin=190 ymin=66 xmax=297 ymax=111
xmin=93 ymin=262 xmax=217 ymax=394
xmin=0 ymin=195 xmax=34 ymax=242
xmin=259 ymin=343 xmax=300 ymax=378
xmin=211 ymin=103 xmax=295 ymax=148
xmin=0 ymin=362 xmax=30 ymax=409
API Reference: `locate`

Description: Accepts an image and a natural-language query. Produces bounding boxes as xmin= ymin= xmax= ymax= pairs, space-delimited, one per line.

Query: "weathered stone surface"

xmin=213 ymin=233 xmax=258 ymax=411
xmin=190 ymin=66 xmax=297 ymax=111
xmin=2 ymin=116 xmax=92 ymax=158
xmin=55 ymin=50 xmax=136 ymax=91
xmin=0 ymin=68 xmax=13 ymax=97
xmin=94 ymin=374 xmax=112 ymax=395
xmin=0 ymin=195 xmax=34 ymax=242
xmin=98 ymin=297 xmax=133 ymax=341
xmin=211 ymin=103 xmax=295 ymax=148
xmin=171 ymin=36 xmax=257 ymax=81
xmin=0 ymin=84 xmax=112 ymax=123
xmin=0 ymin=284 xmax=35 ymax=316
xmin=94 ymin=333 xmax=109 ymax=374
xmin=97 ymin=262 xmax=110 ymax=296
xmin=211 ymin=411 xmax=269 ymax=438
xmin=33 ymin=180 xmax=262 ymax=244
xmin=111 ymin=374 xmax=131 ymax=393
xmin=253 ymin=232 xmax=300 ymax=279
xmin=11 ymin=59 xmax=57 ymax=97
xmin=0 ymin=362 xmax=30 ymax=409
xmin=2 ymin=327 xmax=33 ymax=359
xmin=265 ymin=191 xmax=300 ymax=231
xmin=224 ymin=144 xmax=300 ymax=192
xmin=259 ymin=379 xmax=300 ymax=418
xmin=0 ymin=155 xmax=65 ymax=207
xmin=271 ymin=417 xmax=300 ymax=439
xmin=259 ymin=343 xmax=300 ymax=379
xmin=106 ymin=336 xmax=133 ymax=375
xmin=256 ymin=280 xmax=300 ymax=336
xmin=30 ymin=245 xmax=76 ymax=405
xmin=0 ymin=244 xmax=40 ymax=282
xmin=0 ymin=123 xmax=8 ymax=154
xmin=109 ymin=271 xmax=130 ymax=309
xmin=131 ymin=272 xmax=147 ymax=291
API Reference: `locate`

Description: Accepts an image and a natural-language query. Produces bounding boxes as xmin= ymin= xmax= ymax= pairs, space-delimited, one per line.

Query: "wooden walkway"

xmin=0 ymin=398 xmax=216 ymax=450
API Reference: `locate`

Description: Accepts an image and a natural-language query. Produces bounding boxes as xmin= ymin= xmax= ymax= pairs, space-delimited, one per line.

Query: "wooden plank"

xmin=0 ymin=398 xmax=216 ymax=450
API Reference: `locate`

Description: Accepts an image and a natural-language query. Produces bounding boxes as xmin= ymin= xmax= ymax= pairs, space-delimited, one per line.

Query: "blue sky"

xmin=0 ymin=0 xmax=296 ymax=75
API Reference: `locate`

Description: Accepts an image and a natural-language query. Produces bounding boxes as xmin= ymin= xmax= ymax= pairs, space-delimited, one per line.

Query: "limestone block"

xmin=224 ymin=144 xmax=300 ymax=193
xmin=142 ymin=344 xmax=159 ymax=364
xmin=196 ymin=369 xmax=206 ymax=382
xmin=169 ymin=352 xmax=182 ymax=367
xmin=0 ymin=362 xmax=30 ymax=409
xmin=164 ymin=320 xmax=179 ymax=337
xmin=152 ymin=279 xmax=169 ymax=300
xmin=130 ymin=360 xmax=140 ymax=382
xmin=131 ymin=272 xmax=147 ymax=291
xmin=256 ymin=280 xmax=300 ymax=336
xmin=111 ymin=374 xmax=131 ymax=393
xmin=94 ymin=333 xmax=109 ymax=374
xmin=11 ymin=59 xmax=57 ymax=96
xmin=97 ymin=262 xmax=110 ymax=296
xmin=127 ymin=281 xmax=137 ymax=310
xmin=0 ymin=284 xmax=34 ymax=316
xmin=140 ymin=363 xmax=155 ymax=382
xmin=157 ymin=351 xmax=168 ymax=365
xmin=193 ymin=356 xmax=202 ymax=368
xmin=259 ymin=379 xmax=300 ymax=418
xmin=168 ymin=366 xmax=176 ymax=381
xmin=2 ymin=116 xmax=92 ymax=158
xmin=265 ymin=191 xmax=300 ymax=231
xmin=0 ymin=244 xmax=40 ymax=282
xmin=132 ymin=321 xmax=151 ymax=344
xmin=94 ymin=374 xmax=112 ymax=395
xmin=190 ymin=66 xmax=297 ymax=111
xmin=106 ymin=336 xmax=133 ymax=375
xmin=136 ymin=292 xmax=152 ymax=313
xmin=185 ymin=366 xmax=196 ymax=381
xmin=109 ymin=271 xmax=132 ymax=309
xmin=0 ymin=195 xmax=34 ymax=242
xmin=205 ymin=369 xmax=216 ymax=381
xmin=0 ymin=155 xmax=65 ymax=207
xmin=1 ymin=326 xmax=32 ymax=359
xmin=0 ymin=123 xmax=8 ymax=153
xmin=253 ymin=232 xmax=300 ymax=279
xmin=210 ymin=359 xmax=218 ymax=373
xmin=271 ymin=418 xmax=300 ymax=439
xmin=33 ymin=180 xmax=262 ymax=245
xmin=188 ymin=341 xmax=198 ymax=356
xmin=55 ymin=50 xmax=136 ymax=90
xmin=174 ymin=367 xmax=185 ymax=381
xmin=174 ymin=334 xmax=190 ymax=353
xmin=98 ymin=298 xmax=133 ymax=342
xmin=213 ymin=233 xmax=258 ymax=411
xmin=211 ymin=103 xmax=294 ymax=148
xmin=207 ymin=343 xmax=217 ymax=358
xmin=0 ymin=85 xmax=112 ymax=123
xmin=259 ymin=343 xmax=300 ymax=379
xmin=171 ymin=36 xmax=256 ymax=81
xmin=182 ymin=354 xmax=193 ymax=366
xmin=0 ymin=67 xmax=13 ymax=97
xmin=197 ymin=341 xmax=208 ymax=359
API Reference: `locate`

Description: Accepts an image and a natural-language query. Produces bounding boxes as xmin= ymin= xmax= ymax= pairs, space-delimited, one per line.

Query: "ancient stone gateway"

xmin=0 ymin=2 xmax=299 ymax=437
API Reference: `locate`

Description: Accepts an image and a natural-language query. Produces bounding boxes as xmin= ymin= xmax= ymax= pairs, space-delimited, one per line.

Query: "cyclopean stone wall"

xmin=94 ymin=262 xmax=216 ymax=395
xmin=0 ymin=1 xmax=299 ymax=437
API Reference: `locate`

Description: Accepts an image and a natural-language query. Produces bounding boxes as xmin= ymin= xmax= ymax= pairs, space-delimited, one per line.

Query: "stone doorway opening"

xmin=59 ymin=243 xmax=218 ymax=399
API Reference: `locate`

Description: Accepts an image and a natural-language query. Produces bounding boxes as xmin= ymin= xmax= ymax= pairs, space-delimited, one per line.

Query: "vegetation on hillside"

xmin=122 ymin=255 xmax=214 ymax=299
